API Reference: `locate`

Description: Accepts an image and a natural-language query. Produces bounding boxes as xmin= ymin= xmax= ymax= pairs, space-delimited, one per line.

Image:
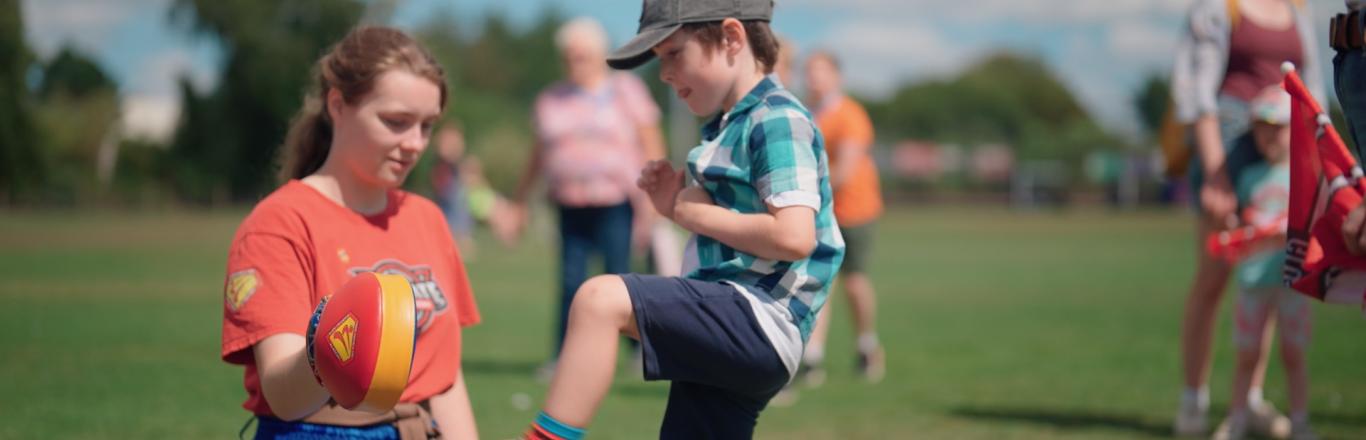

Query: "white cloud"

xmin=21 ymin=0 xmax=166 ymax=56
xmin=820 ymin=21 xmax=982 ymax=95
xmin=121 ymin=94 xmax=180 ymax=142
xmin=1108 ymin=20 xmax=1179 ymax=66
xmin=783 ymin=0 xmax=1189 ymax=24
xmin=135 ymin=48 xmax=215 ymax=95
xmin=22 ymin=0 xmax=222 ymax=141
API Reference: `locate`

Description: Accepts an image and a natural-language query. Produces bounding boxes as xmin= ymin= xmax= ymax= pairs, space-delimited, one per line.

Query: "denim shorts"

xmin=1188 ymin=94 xmax=1265 ymax=208
xmin=1335 ymin=46 xmax=1366 ymax=160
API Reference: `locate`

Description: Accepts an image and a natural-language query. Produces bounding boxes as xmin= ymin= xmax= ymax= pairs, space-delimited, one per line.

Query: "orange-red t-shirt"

xmin=221 ymin=180 xmax=480 ymax=417
xmin=817 ymin=95 xmax=883 ymax=226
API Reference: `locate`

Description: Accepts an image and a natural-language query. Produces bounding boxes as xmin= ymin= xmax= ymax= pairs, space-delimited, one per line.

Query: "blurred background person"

xmin=794 ymin=49 xmax=886 ymax=388
xmin=773 ymin=34 xmax=797 ymax=87
xmin=431 ymin=124 xmax=520 ymax=255
xmin=509 ymin=17 xmax=668 ymax=379
xmin=1169 ymin=0 xmax=1321 ymax=436
xmin=1209 ymin=86 xmax=1315 ymax=440
xmin=432 ymin=125 xmax=477 ymax=257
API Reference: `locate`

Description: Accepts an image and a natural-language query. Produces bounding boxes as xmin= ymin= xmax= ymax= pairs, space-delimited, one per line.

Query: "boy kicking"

xmin=522 ymin=0 xmax=844 ymax=438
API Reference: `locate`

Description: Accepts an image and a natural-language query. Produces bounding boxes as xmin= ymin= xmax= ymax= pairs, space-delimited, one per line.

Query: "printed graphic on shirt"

xmin=329 ymin=313 xmax=358 ymax=364
xmin=225 ymin=269 xmax=260 ymax=312
xmin=349 ymin=259 xmax=448 ymax=332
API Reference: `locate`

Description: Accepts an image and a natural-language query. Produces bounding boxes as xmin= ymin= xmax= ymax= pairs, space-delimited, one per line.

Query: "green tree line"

xmin=0 ymin=0 xmax=1152 ymax=207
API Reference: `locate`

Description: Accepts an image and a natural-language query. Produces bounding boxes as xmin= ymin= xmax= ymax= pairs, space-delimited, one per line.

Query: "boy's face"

xmin=652 ymin=29 xmax=732 ymax=116
xmin=804 ymin=56 xmax=840 ymax=98
xmin=1251 ymin=121 xmax=1290 ymax=163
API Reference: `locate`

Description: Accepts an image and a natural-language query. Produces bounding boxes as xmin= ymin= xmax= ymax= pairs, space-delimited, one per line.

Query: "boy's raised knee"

xmin=571 ymin=275 xmax=633 ymax=322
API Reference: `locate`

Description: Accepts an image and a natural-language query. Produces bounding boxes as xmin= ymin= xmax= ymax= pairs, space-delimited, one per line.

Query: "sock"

xmin=1181 ymin=386 xmax=1210 ymax=412
xmin=1247 ymin=386 xmax=1265 ymax=410
xmin=857 ymin=332 xmax=880 ymax=354
xmin=525 ymin=411 xmax=585 ymax=440
xmin=802 ymin=345 xmax=825 ymax=366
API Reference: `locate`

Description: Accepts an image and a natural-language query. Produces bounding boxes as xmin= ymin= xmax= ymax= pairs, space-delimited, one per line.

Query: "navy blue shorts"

xmin=621 ymin=274 xmax=790 ymax=439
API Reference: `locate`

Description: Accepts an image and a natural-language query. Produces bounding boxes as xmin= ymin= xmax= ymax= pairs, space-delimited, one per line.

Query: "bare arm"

xmin=830 ymin=140 xmax=864 ymax=189
xmin=1192 ymin=114 xmax=1236 ymax=221
xmin=428 ymin=368 xmax=478 ymax=440
xmin=253 ymin=333 xmax=330 ymax=421
xmin=1192 ymin=115 xmax=1224 ymax=175
xmin=638 ymin=160 xmax=818 ymax=261
xmin=672 ymin=187 xmax=817 ymax=261
xmin=638 ymin=123 xmax=667 ymax=162
xmin=513 ymin=139 xmax=545 ymax=204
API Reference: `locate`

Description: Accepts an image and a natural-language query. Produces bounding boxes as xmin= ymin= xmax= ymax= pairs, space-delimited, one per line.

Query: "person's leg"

xmin=787 ymin=298 xmax=830 ymax=393
xmin=1181 ymin=216 xmax=1233 ymax=389
xmin=531 ymin=274 xmax=787 ymax=438
xmin=804 ymin=299 xmax=832 ymax=367
xmin=844 ymin=272 xmax=878 ymax=339
xmin=539 ymin=275 xmax=640 ymax=428
xmin=1214 ymin=289 xmax=1273 ymax=440
xmin=1221 ymin=136 xmax=1284 ymax=429
xmin=844 ymin=270 xmax=884 ymax=382
xmin=598 ymin=202 xmax=634 ymax=276
xmin=1275 ymin=289 xmax=1313 ymax=435
xmin=1177 ymin=215 xmax=1231 ymax=435
xmin=555 ymin=206 xmax=594 ymax=357
xmin=595 ymin=203 xmax=641 ymax=359
xmin=658 ymin=381 xmax=774 ymax=440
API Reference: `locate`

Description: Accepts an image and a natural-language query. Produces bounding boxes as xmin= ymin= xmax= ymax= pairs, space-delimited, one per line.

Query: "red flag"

xmin=1282 ymin=62 xmax=1366 ymax=311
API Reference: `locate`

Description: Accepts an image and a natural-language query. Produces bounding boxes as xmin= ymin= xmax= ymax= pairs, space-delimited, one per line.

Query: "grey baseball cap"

xmin=607 ymin=0 xmax=774 ymax=70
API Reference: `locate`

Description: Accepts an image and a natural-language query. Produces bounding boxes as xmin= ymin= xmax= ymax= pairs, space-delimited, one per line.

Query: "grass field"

xmin=1 ymin=206 xmax=1364 ymax=439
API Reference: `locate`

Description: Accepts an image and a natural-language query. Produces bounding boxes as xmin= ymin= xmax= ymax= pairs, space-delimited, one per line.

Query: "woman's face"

xmin=562 ymin=40 xmax=607 ymax=88
xmin=328 ymin=70 xmax=443 ymax=189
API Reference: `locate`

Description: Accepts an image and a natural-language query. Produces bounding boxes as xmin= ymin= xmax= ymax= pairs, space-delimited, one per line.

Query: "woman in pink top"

xmin=510 ymin=18 xmax=668 ymax=373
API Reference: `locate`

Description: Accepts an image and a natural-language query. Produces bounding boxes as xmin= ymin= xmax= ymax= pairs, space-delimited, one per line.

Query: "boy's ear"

xmin=721 ymin=18 xmax=747 ymax=58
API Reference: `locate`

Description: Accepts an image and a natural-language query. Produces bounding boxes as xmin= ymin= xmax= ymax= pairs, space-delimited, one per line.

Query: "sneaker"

xmin=1211 ymin=416 xmax=1248 ymax=440
xmin=857 ymin=347 xmax=885 ymax=384
xmin=1174 ymin=405 xmax=1209 ymax=437
xmin=1290 ymin=421 xmax=1318 ymax=440
xmin=793 ymin=361 xmax=826 ymax=389
xmin=1249 ymin=402 xmax=1292 ymax=439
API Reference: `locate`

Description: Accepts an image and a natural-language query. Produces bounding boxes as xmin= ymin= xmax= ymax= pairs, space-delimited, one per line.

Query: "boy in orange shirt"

xmin=797 ymin=50 xmax=886 ymax=386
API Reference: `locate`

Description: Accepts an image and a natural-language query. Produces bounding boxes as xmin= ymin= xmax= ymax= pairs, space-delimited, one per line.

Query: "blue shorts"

xmin=252 ymin=416 xmax=397 ymax=440
xmin=621 ymin=274 xmax=790 ymax=439
xmin=1335 ymin=45 xmax=1366 ymax=159
xmin=1188 ymin=94 xmax=1264 ymax=209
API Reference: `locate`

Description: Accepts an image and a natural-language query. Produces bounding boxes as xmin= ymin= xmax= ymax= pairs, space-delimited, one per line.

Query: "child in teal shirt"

xmin=1216 ymin=86 xmax=1316 ymax=440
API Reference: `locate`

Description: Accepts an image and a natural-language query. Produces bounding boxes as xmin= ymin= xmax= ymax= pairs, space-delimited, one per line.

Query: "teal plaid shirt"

xmin=684 ymin=77 xmax=845 ymax=340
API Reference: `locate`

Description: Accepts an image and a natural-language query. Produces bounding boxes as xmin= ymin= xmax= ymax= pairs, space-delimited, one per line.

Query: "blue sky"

xmin=19 ymin=0 xmax=1346 ymax=140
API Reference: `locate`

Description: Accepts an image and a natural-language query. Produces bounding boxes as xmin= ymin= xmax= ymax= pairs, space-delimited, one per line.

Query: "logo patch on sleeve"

xmin=225 ymin=269 xmax=260 ymax=312
xmin=328 ymin=313 xmax=358 ymax=364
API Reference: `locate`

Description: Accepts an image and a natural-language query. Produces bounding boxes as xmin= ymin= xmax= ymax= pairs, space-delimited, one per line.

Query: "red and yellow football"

xmin=307 ymin=272 xmax=417 ymax=413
